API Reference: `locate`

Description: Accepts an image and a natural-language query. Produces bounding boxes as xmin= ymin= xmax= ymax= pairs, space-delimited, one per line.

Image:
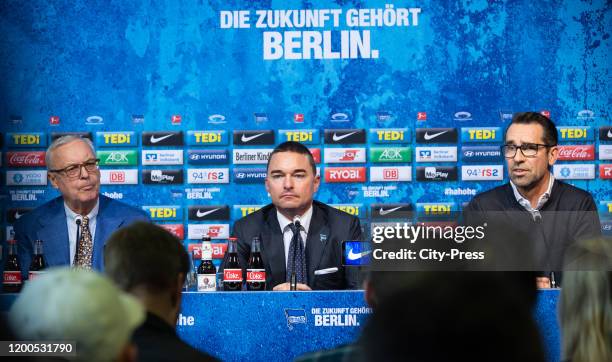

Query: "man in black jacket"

xmin=105 ymin=222 xmax=218 ymax=362
xmin=225 ymin=141 xmax=363 ymax=291
xmin=464 ymin=112 xmax=601 ymax=286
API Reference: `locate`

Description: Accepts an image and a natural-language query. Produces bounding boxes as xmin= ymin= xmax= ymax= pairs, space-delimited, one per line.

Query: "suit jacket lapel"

xmin=261 ymin=209 xmax=286 ymax=285
xmin=92 ymin=196 xmax=122 ymax=270
xmin=306 ymin=203 xmax=329 ymax=283
xmin=37 ymin=198 xmax=70 ymax=265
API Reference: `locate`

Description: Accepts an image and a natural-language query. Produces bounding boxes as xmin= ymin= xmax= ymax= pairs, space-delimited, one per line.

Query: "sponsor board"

xmin=461 ymin=165 xmax=504 ymax=181
xmin=598 ymin=201 xmax=612 ymax=218
xmin=142 ymin=150 xmax=184 ymax=165
xmin=599 ymin=164 xmax=612 ymax=179
xmin=369 ymin=147 xmax=411 ymax=163
xmin=233 ymin=167 xmax=267 ymax=183
xmin=460 ymin=127 xmax=502 ymax=142
xmin=556 ymin=126 xmax=593 ymax=141
xmin=369 ymin=128 xmax=409 ymax=144
xmin=186 ymin=130 xmax=229 ymax=145
xmin=233 ymin=149 xmax=273 ymax=164
xmin=461 ymin=146 xmax=502 ymax=163
xmin=6 ymin=151 xmax=46 ymax=167
xmin=369 ymin=166 xmax=412 ymax=182
xmin=142 ymin=169 xmax=184 ymax=184
xmin=188 ymin=205 xmax=230 ymax=221
xmin=553 ymin=164 xmax=595 ymax=180
xmin=324 ymin=167 xmax=366 ymax=183
xmin=416 ymin=203 xmax=457 ymax=217
xmin=599 ymin=145 xmax=612 ymax=160
xmin=142 ymin=206 xmax=183 ymax=221
xmin=187 ymin=149 xmax=229 ymax=165
xmin=187 ymin=224 xmax=230 ymax=240
xmin=7 ymin=208 xmax=33 ymax=223
xmin=7 ymin=171 xmax=47 ymax=186
xmin=142 ymin=131 xmax=183 ymax=146
xmin=324 ymin=148 xmax=366 ymax=163
xmin=416 ymin=166 xmax=458 ymax=181
xmin=415 ymin=128 xmax=458 ymax=143
xmin=187 ymin=168 xmax=230 ymax=184
xmin=233 ymin=130 xmax=275 ymax=145
xmin=324 ymin=129 xmax=366 ymax=144
xmin=158 ymin=224 xmax=185 ymax=240
xmin=7 ymin=132 xmax=47 ymax=147
xmin=370 ymin=203 xmax=413 ymax=219
xmin=330 ymin=204 xmax=364 ymax=217
xmin=557 ymin=145 xmax=595 ymax=161
xmin=598 ymin=126 xmax=612 ymax=141
xmin=100 ymin=169 xmax=138 ymax=185
xmin=415 ymin=147 xmax=457 ymax=162
xmin=232 ymin=205 xmax=264 ymax=219
xmin=95 ymin=132 xmax=136 ymax=147
xmin=97 ymin=150 xmax=138 ymax=166
xmin=279 ymin=129 xmax=320 ymax=144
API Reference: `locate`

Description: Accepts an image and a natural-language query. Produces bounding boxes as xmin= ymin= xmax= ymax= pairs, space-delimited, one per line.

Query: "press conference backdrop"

xmin=0 ymin=1 xmax=610 ymax=259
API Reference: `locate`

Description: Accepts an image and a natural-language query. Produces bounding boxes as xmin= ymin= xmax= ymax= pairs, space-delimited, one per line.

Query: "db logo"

xmin=417 ymin=112 xmax=427 ymax=120
xmin=384 ymin=168 xmax=399 ymax=180
xmin=340 ymin=150 xmax=358 ymax=161
xmin=110 ymin=172 xmax=125 ymax=182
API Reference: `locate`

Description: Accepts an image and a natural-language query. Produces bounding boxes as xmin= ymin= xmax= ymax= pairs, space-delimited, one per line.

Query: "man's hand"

xmin=536 ymin=277 xmax=551 ymax=289
xmin=273 ymin=282 xmax=312 ymax=291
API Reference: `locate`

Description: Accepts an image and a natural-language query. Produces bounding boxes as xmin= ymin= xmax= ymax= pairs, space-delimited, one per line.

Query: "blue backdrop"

xmin=1 ymin=1 xmax=610 ymax=254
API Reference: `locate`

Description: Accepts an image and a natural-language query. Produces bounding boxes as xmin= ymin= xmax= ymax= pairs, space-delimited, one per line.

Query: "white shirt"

xmin=64 ymin=199 xmax=99 ymax=265
xmin=276 ymin=205 xmax=313 ymax=269
xmin=510 ymin=172 xmax=555 ymax=221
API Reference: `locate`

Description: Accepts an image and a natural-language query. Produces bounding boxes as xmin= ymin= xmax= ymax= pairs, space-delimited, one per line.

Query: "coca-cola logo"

xmin=557 ymin=145 xmax=594 ymax=160
xmin=247 ymin=270 xmax=265 ymax=281
xmin=7 ymin=152 xmax=46 ymax=167
xmin=223 ymin=269 xmax=242 ymax=282
xmin=3 ymin=271 xmax=22 ymax=283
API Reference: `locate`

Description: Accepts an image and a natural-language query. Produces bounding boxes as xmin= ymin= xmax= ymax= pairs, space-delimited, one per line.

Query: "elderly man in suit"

xmin=223 ymin=141 xmax=363 ymax=291
xmin=12 ymin=135 xmax=149 ymax=277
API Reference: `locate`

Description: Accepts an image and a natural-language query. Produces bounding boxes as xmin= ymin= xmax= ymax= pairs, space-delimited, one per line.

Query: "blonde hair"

xmin=559 ymin=239 xmax=612 ymax=362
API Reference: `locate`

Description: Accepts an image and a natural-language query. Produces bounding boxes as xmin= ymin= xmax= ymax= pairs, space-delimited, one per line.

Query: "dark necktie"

xmin=286 ymin=222 xmax=307 ymax=285
xmin=74 ymin=216 xmax=93 ymax=269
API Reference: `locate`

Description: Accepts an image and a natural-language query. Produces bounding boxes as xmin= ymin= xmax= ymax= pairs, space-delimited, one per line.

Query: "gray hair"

xmin=46 ymin=136 xmax=96 ymax=170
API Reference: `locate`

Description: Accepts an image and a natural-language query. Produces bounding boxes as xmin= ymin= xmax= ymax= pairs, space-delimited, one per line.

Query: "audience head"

xmin=9 ymin=267 xmax=143 ymax=362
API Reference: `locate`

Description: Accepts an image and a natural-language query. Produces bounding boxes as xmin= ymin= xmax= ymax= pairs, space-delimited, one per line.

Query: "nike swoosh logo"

xmin=14 ymin=212 xmax=23 ymax=219
xmin=241 ymin=133 xmax=265 ymax=142
xmin=423 ymin=130 xmax=448 ymax=140
xmin=347 ymin=249 xmax=372 ymax=260
xmin=333 ymin=131 xmax=358 ymax=141
xmin=196 ymin=208 xmax=220 ymax=218
xmin=150 ymin=134 xmax=174 ymax=143
xmin=379 ymin=206 xmax=403 ymax=215
xmin=607 ymin=130 xmax=612 ymax=138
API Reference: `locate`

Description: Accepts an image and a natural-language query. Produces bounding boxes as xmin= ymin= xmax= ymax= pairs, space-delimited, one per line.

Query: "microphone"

xmin=290 ymin=215 xmax=301 ymax=291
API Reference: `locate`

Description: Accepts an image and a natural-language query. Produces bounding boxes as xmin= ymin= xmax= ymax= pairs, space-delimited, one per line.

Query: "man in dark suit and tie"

xmin=12 ymin=135 xmax=149 ymax=277
xmin=225 ymin=141 xmax=363 ymax=290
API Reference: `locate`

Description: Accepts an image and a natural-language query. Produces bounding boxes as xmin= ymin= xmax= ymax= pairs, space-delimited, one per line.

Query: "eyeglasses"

xmin=49 ymin=159 xmax=100 ymax=179
xmin=501 ymin=144 xmax=555 ymax=158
